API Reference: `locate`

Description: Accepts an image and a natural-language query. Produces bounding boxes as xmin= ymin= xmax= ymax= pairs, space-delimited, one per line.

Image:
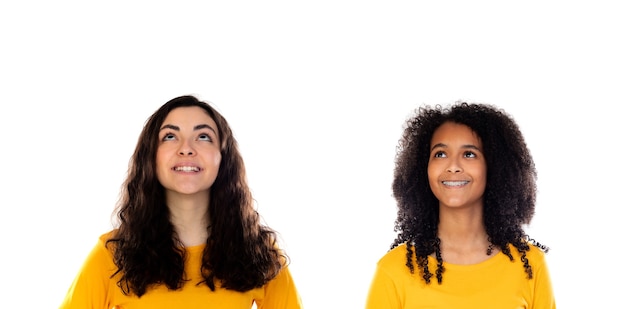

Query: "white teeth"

xmin=442 ymin=181 xmax=469 ymax=186
xmin=175 ymin=166 xmax=200 ymax=172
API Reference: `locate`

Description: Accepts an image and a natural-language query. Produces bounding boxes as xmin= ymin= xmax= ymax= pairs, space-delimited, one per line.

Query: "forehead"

xmin=162 ymin=106 xmax=216 ymax=125
xmin=431 ymin=122 xmax=481 ymax=145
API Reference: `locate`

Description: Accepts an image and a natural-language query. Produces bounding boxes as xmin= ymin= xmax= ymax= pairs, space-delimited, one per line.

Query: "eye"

xmin=463 ymin=151 xmax=477 ymax=158
xmin=198 ymin=133 xmax=213 ymax=142
xmin=162 ymin=132 xmax=176 ymax=141
xmin=433 ymin=151 xmax=447 ymax=158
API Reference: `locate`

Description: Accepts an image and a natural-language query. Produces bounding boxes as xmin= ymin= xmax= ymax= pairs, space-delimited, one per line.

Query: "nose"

xmin=178 ymin=140 xmax=195 ymax=156
xmin=446 ymin=159 xmax=462 ymax=173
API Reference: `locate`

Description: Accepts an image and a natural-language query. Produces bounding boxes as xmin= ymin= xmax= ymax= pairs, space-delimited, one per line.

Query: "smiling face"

xmin=156 ymin=106 xmax=222 ymax=198
xmin=427 ymin=121 xmax=487 ymax=210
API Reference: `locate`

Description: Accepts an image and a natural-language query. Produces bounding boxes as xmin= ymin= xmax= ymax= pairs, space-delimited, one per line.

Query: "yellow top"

xmin=60 ymin=231 xmax=302 ymax=309
xmin=366 ymin=243 xmax=555 ymax=309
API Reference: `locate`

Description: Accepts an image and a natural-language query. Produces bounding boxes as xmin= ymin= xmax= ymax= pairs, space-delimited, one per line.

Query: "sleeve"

xmin=59 ymin=238 xmax=114 ymax=309
xmin=365 ymin=262 xmax=401 ymax=309
xmin=531 ymin=252 xmax=556 ymax=309
xmin=256 ymin=266 xmax=303 ymax=309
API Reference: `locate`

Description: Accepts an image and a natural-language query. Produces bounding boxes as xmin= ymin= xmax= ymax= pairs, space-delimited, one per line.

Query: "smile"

xmin=174 ymin=166 xmax=200 ymax=172
xmin=442 ymin=180 xmax=469 ymax=187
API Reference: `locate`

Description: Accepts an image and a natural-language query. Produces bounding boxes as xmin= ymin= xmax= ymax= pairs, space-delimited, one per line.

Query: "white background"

xmin=1 ymin=1 xmax=624 ymax=308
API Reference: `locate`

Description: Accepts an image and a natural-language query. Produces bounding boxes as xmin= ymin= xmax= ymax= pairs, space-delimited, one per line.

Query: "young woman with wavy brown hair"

xmin=61 ymin=95 xmax=301 ymax=308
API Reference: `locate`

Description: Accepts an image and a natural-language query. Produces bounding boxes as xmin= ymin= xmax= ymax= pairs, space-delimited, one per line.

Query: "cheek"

xmin=155 ymin=149 xmax=171 ymax=178
xmin=427 ymin=160 xmax=437 ymax=178
xmin=155 ymin=150 xmax=167 ymax=169
xmin=207 ymin=151 xmax=222 ymax=168
xmin=474 ymin=167 xmax=488 ymax=192
xmin=427 ymin=163 xmax=439 ymax=187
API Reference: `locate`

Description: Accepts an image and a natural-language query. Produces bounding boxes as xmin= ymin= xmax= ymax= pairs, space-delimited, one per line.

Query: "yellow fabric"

xmin=60 ymin=231 xmax=302 ymax=309
xmin=366 ymin=243 xmax=555 ymax=309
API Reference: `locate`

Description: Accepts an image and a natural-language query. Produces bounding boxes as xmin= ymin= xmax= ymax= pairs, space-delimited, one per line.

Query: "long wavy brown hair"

xmin=391 ymin=102 xmax=548 ymax=284
xmin=107 ymin=95 xmax=285 ymax=296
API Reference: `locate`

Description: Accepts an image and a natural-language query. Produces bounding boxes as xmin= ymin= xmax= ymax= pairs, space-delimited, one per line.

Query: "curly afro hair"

xmin=391 ymin=102 xmax=548 ymax=284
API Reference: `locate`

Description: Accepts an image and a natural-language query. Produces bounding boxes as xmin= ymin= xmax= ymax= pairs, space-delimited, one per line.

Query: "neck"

xmin=436 ymin=205 xmax=495 ymax=263
xmin=165 ymin=190 xmax=210 ymax=247
xmin=438 ymin=206 xmax=485 ymax=241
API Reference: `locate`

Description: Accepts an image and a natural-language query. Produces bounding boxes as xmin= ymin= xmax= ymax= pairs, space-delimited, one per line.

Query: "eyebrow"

xmin=160 ymin=124 xmax=218 ymax=135
xmin=431 ymin=143 xmax=482 ymax=152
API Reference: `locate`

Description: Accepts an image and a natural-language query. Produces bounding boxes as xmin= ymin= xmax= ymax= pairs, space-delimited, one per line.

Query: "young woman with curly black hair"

xmin=60 ymin=95 xmax=302 ymax=308
xmin=366 ymin=102 xmax=555 ymax=308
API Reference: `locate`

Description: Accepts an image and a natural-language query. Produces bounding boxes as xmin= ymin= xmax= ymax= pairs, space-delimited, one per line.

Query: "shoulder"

xmin=508 ymin=241 xmax=549 ymax=267
xmin=526 ymin=242 xmax=549 ymax=267
xmin=72 ymin=230 xmax=119 ymax=278
xmin=368 ymin=243 xmax=424 ymax=296
xmin=375 ymin=243 xmax=413 ymax=276
xmin=89 ymin=229 xmax=119 ymax=256
xmin=99 ymin=229 xmax=118 ymax=242
xmin=378 ymin=243 xmax=409 ymax=262
xmin=96 ymin=229 xmax=118 ymax=246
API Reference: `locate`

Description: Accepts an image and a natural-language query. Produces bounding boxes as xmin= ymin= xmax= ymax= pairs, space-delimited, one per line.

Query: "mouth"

xmin=442 ymin=180 xmax=469 ymax=187
xmin=173 ymin=166 xmax=201 ymax=172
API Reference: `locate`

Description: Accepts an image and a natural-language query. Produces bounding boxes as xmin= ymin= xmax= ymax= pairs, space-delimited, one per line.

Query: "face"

xmin=427 ymin=121 xmax=487 ymax=210
xmin=156 ymin=106 xmax=222 ymax=197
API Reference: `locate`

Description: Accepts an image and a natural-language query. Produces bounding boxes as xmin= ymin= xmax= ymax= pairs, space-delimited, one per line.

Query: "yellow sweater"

xmin=60 ymin=231 xmax=302 ymax=309
xmin=366 ymin=243 xmax=555 ymax=309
